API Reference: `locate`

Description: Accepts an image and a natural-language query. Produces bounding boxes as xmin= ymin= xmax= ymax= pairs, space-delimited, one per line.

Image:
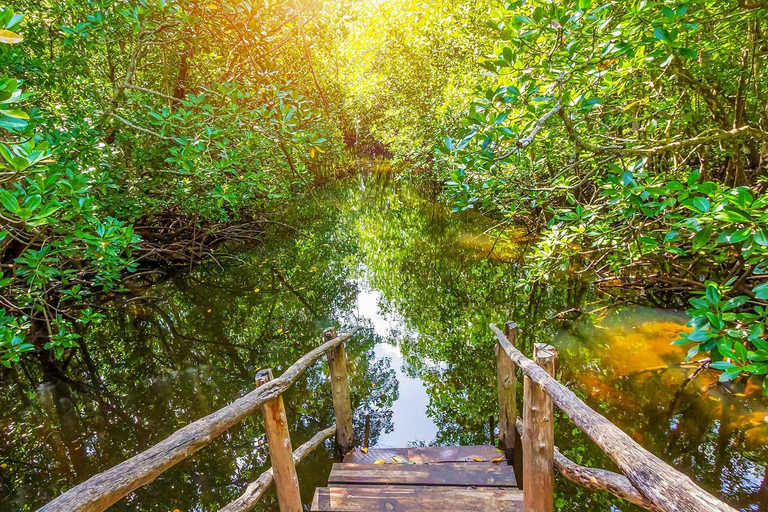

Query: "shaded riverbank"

xmin=1 ymin=167 xmax=766 ymax=511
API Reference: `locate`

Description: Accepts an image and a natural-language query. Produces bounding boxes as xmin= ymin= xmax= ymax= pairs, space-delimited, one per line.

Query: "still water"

xmin=1 ymin=168 xmax=766 ymax=510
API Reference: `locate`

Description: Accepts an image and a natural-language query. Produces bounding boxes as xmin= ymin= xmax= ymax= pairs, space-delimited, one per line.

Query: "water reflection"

xmin=356 ymin=286 xmax=438 ymax=446
xmin=554 ymin=307 xmax=768 ymax=511
xmin=0 ymin=168 xmax=765 ymax=511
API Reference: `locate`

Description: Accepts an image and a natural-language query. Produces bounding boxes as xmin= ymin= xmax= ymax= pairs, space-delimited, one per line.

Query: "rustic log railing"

xmin=492 ymin=321 xmax=737 ymax=512
xmin=39 ymin=326 xmax=361 ymax=512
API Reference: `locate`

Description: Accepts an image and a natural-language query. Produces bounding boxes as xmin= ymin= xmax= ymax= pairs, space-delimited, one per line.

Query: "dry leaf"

xmin=361 ymin=447 xmax=368 ymax=454
xmin=491 ymin=457 xmax=504 ymax=464
xmin=472 ymin=457 xmax=483 ymax=462
xmin=374 ymin=459 xmax=385 ymax=465
xmin=392 ymin=456 xmax=404 ymax=463
xmin=0 ymin=30 xmax=22 ymax=44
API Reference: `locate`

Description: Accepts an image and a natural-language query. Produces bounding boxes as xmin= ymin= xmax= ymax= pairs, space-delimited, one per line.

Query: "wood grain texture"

xmin=38 ymin=328 xmax=361 ymax=512
xmin=513 ymin=417 xmax=654 ymax=510
xmin=324 ymin=327 xmax=354 ymax=455
xmin=491 ymin=323 xmax=737 ymax=512
xmin=496 ymin=321 xmax=518 ymax=453
xmin=328 ymin=463 xmax=517 ymax=487
xmin=219 ymin=426 xmax=336 ymax=512
xmin=311 ymin=485 xmax=524 ymax=511
xmin=256 ymin=369 xmax=302 ymax=512
xmin=523 ymin=344 xmax=556 ymax=512
xmin=343 ymin=445 xmax=502 ymax=464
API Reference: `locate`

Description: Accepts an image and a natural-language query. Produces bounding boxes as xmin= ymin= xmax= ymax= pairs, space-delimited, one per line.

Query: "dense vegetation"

xmin=0 ymin=0 xmax=341 ymax=372
xmin=2 ymin=0 xmax=768 ymax=393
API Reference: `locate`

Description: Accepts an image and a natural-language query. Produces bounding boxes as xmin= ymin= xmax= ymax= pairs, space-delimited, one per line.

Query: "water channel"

xmin=1 ymin=167 xmax=766 ymax=511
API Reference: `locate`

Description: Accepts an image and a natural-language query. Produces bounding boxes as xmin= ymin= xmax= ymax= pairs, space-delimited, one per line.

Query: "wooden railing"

xmin=39 ymin=326 xmax=361 ymax=512
xmin=491 ymin=321 xmax=737 ymax=512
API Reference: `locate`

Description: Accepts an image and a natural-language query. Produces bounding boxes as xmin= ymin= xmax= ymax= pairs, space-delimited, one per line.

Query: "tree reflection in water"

xmin=0 ymin=168 xmax=766 ymax=511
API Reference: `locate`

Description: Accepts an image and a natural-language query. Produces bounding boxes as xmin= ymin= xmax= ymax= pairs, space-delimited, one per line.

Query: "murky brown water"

xmin=1 ymin=168 xmax=765 ymax=511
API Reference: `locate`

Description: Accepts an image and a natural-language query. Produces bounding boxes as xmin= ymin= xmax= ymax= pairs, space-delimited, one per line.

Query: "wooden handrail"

xmin=39 ymin=327 xmax=361 ymax=512
xmin=513 ymin=417 xmax=653 ymax=509
xmin=219 ymin=424 xmax=336 ymax=512
xmin=490 ymin=323 xmax=736 ymax=512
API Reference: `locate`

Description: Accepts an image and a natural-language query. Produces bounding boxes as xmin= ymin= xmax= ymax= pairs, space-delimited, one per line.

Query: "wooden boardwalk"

xmin=311 ymin=446 xmax=522 ymax=511
xmin=39 ymin=325 xmax=738 ymax=512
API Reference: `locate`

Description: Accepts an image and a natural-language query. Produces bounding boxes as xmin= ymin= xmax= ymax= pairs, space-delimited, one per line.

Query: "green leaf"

xmin=692 ymin=226 xmax=712 ymax=251
xmin=692 ymin=196 xmax=710 ymax=213
xmin=719 ymin=368 xmax=742 ymax=382
xmin=705 ymin=285 xmax=720 ymax=305
xmin=532 ymin=7 xmax=543 ymax=23
xmin=710 ymin=361 xmax=737 ymax=371
xmin=653 ymin=27 xmax=668 ymax=42
xmin=0 ymin=109 xmax=29 ymax=120
xmin=679 ymin=48 xmax=698 ymax=59
xmin=0 ymin=190 xmax=19 ymax=213
xmin=722 ymin=295 xmax=749 ymax=311
xmin=735 ymin=341 xmax=749 ymax=363
xmin=579 ymin=0 xmax=593 ymax=10
xmin=754 ymin=228 xmax=768 ymax=247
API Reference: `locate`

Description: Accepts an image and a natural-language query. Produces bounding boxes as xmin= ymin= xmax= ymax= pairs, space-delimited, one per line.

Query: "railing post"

xmin=324 ymin=327 xmax=354 ymax=455
xmin=496 ymin=321 xmax=518 ymax=452
xmin=255 ymin=369 xmax=302 ymax=512
xmin=523 ymin=343 xmax=557 ymax=512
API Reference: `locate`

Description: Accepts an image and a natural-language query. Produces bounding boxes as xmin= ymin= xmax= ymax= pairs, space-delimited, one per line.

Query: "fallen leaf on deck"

xmin=361 ymin=447 xmax=368 ymax=454
xmin=392 ymin=456 xmax=404 ymax=463
xmin=374 ymin=459 xmax=385 ymax=465
xmin=491 ymin=457 xmax=504 ymax=464
xmin=472 ymin=457 xmax=483 ymax=462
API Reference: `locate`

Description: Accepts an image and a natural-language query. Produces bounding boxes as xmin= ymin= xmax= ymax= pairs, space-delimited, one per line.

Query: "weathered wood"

xmin=363 ymin=414 xmax=370 ymax=450
xmin=39 ymin=327 xmax=361 ymax=512
xmin=523 ymin=343 xmax=556 ymax=512
xmin=513 ymin=417 xmax=654 ymax=510
xmin=328 ymin=462 xmax=517 ymax=487
xmin=311 ymin=485 xmax=524 ymax=511
xmin=496 ymin=320 xmax=518 ymax=452
xmin=555 ymin=449 xmax=654 ymax=510
xmin=491 ymin=323 xmax=737 ymax=512
xmin=324 ymin=327 xmax=354 ymax=455
xmin=489 ymin=414 xmax=495 ymax=445
xmin=255 ymin=369 xmax=302 ymax=512
xmin=220 ymin=425 xmax=336 ymax=512
xmin=342 ymin=445 xmax=502 ymax=464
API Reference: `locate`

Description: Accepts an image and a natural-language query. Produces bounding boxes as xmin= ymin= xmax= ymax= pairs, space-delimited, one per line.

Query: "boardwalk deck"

xmin=311 ymin=446 xmax=522 ymax=511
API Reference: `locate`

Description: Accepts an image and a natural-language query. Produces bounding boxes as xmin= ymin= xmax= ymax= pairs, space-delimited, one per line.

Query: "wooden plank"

xmin=523 ymin=344 xmax=556 ymax=512
xmin=256 ymin=369 xmax=302 ymax=512
xmin=311 ymin=485 xmax=523 ymax=511
xmin=491 ymin=323 xmax=737 ymax=512
xmin=343 ymin=445 xmax=502 ymax=464
xmin=324 ymin=327 xmax=355 ymax=455
xmin=328 ymin=463 xmax=517 ymax=487
xmin=496 ymin=321 xmax=518 ymax=452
